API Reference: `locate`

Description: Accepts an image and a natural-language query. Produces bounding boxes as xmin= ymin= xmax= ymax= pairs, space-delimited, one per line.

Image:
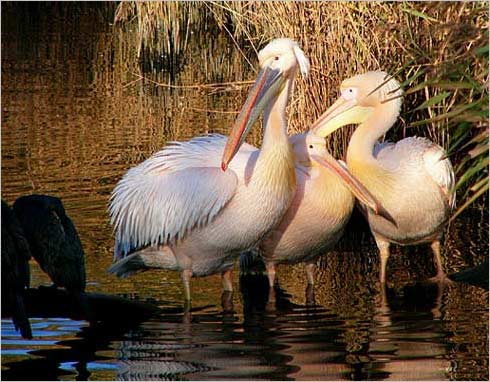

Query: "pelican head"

xmin=221 ymin=38 xmax=310 ymax=170
xmin=290 ymin=133 xmax=328 ymax=168
xmin=289 ymin=132 xmax=392 ymax=220
xmin=257 ymin=38 xmax=310 ymax=81
xmin=312 ymin=71 xmax=403 ymax=137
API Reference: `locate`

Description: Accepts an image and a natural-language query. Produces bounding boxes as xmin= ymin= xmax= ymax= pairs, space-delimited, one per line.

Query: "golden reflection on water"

xmin=1 ymin=4 xmax=488 ymax=381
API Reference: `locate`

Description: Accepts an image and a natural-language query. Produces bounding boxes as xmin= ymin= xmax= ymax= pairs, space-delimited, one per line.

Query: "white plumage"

xmin=110 ymin=135 xmax=246 ymax=258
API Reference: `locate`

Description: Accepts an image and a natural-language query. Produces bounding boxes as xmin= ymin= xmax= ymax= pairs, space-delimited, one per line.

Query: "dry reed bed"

xmin=114 ymin=1 xmax=488 ymax=214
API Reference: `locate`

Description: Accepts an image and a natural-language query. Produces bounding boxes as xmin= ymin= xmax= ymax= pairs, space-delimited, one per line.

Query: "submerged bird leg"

xmin=265 ymin=262 xmax=278 ymax=310
xmin=221 ymin=268 xmax=233 ymax=312
xmin=221 ymin=269 xmax=233 ymax=292
xmin=375 ymin=236 xmax=391 ymax=284
xmin=266 ymin=262 xmax=276 ymax=288
xmin=428 ymin=240 xmax=454 ymax=285
xmin=181 ymin=269 xmax=193 ymax=301
xmin=221 ymin=290 xmax=234 ymax=312
xmin=305 ymin=283 xmax=316 ymax=306
xmin=305 ymin=263 xmax=316 ymax=285
xmin=431 ymin=240 xmax=444 ymax=278
xmin=430 ymin=277 xmax=444 ymax=319
xmin=379 ymin=282 xmax=388 ymax=308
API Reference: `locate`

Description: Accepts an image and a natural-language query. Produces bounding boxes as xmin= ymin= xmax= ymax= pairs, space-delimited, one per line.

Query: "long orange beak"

xmin=221 ymin=67 xmax=283 ymax=171
xmin=311 ymin=97 xmax=374 ymax=138
xmin=311 ymin=153 xmax=397 ymax=226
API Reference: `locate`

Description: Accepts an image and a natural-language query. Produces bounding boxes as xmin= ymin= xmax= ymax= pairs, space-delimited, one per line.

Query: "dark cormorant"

xmin=2 ymin=200 xmax=33 ymax=339
xmin=13 ymin=195 xmax=86 ymax=293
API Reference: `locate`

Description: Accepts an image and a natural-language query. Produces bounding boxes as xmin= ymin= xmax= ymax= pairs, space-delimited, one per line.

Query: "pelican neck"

xmin=346 ymin=102 xmax=399 ymax=164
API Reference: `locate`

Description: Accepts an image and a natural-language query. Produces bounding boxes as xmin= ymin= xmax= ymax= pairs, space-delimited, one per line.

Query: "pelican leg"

xmin=181 ymin=269 xmax=193 ymax=301
xmin=428 ymin=240 xmax=454 ymax=284
xmin=375 ymin=236 xmax=390 ymax=284
xmin=431 ymin=240 xmax=445 ymax=278
xmin=266 ymin=285 xmax=278 ymax=312
xmin=265 ymin=261 xmax=276 ymax=288
xmin=266 ymin=262 xmax=278 ymax=310
xmin=305 ymin=263 xmax=316 ymax=285
xmin=221 ymin=269 xmax=233 ymax=292
xmin=305 ymin=283 xmax=316 ymax=306
xmin=221 ymin=290 xmax=234 ymax=312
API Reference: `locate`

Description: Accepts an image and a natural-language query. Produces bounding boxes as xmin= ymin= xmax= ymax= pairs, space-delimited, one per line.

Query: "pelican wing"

xmin=375 ymin=137 xmax=455 ymax=208
xmin=110 ymin=135 xmax=244 ymax=260
xmin=422 ymin=141 xmax=456 ymax=209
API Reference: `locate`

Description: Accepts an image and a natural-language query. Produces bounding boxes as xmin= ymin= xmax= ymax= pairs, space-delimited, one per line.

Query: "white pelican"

xmin=255 ymin=131 xmax=393 ymax=288
xmin=108 ymin=38 xmax=311 ymax=301
xmin=311 ymin=71 xmax=456 ymax=284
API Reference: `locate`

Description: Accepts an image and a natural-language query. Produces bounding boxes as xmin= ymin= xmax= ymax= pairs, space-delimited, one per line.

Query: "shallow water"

xmin=1 ymin=4 xmax=488 ymax=381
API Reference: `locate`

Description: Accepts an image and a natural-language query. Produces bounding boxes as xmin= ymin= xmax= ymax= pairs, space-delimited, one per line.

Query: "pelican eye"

xmin=309 ymin=145 xmax=314 ymax=149
xmin=274 ymin=56 xmax=279 ymax=61
xmin=341 ymin=87 xmax=357 ymax=100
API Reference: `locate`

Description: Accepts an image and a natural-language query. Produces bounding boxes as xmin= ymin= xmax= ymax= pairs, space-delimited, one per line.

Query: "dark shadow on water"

xmin=2 ymin=269 xmax=489 ymax=380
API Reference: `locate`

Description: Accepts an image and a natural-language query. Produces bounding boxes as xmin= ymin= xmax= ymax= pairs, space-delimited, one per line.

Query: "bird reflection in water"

xmin=2 ymin=263 xmax=485 ymax=381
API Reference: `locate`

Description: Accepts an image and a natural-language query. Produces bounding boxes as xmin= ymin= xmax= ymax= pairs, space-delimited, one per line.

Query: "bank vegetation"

xmin=114 ymin=2 xmax=488 ymax=217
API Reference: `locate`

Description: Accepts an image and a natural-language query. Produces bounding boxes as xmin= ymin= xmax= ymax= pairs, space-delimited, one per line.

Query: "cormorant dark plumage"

xmin=13 ymin=195 xmax=86 ymax=293
xmin=2 ymin=200 xmax=33 ymax=339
